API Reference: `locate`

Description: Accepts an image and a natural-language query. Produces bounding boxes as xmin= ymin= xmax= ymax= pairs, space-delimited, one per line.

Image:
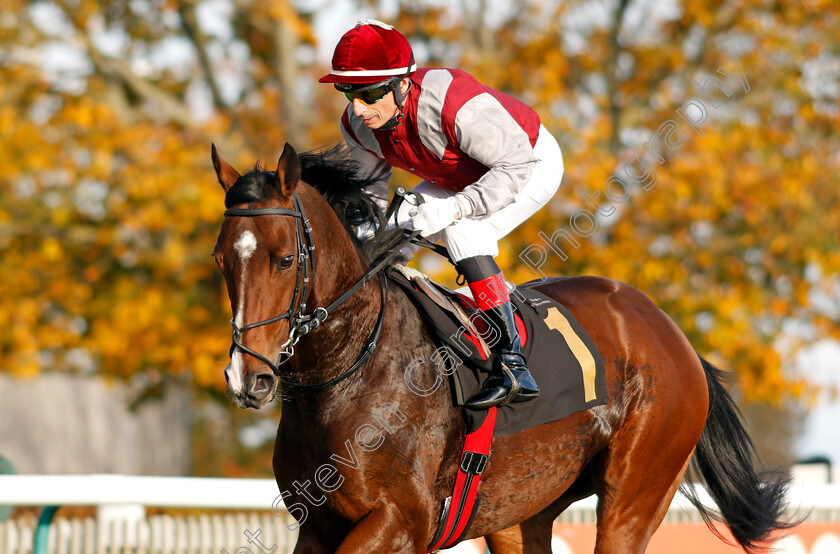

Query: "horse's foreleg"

xmin=335 ymin=504 xmax=426 ymax=554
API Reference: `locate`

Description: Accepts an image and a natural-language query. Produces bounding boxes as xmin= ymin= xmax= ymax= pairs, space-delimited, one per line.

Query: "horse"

xmin=210 ymin=143 xmax=792 ymax=553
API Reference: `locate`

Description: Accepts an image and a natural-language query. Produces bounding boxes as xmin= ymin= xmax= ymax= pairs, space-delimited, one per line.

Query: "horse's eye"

xmin=277 ymin=255 xmax=295 ymax=271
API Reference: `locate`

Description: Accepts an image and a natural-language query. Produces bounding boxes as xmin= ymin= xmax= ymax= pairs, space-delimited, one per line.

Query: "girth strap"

xmin=427 ymin=407 xmax=498 ymax=551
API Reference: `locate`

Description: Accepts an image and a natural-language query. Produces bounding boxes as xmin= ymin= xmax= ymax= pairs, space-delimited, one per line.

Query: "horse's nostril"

xmin=253 ymin=373 xmax=275 ymax=395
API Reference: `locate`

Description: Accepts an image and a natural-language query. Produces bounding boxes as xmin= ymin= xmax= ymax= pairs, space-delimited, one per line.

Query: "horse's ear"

xmin=211 ymin=143 xmax=241 ymax=192
xmin=275 ymin=143 xmax=301 ymax=197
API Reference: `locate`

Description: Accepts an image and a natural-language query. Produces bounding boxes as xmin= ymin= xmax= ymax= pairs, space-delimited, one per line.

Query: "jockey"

xmin=319 ymin=20 xmax=564 ymax=410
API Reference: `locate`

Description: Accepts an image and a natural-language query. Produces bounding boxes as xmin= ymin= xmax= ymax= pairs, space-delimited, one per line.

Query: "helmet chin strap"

xmin=379 ymin=79 xmax=411 ymax=131
xmin=379 ymin=49 xmax=415 ymax=131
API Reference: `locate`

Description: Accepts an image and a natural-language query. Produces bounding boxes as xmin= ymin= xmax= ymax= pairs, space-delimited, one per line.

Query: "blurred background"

xmin=0 ymin=0 xmax=838 ymax=530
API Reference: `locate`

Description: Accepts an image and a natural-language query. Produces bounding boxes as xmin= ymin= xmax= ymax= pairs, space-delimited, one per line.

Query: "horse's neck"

xmin=287 ymin=185 xmax=391 ymax=392
xmin=282 ymin=284 xmax=456 ymax=446
xmin=284 ymin=186 xmax=456 ymax=431
xmin=277 ymin=191 xmax=462 ymax=456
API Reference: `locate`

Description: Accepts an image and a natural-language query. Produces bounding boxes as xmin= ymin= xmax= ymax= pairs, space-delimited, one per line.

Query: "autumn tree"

xmin=0 ymin=0 xmax=327 ymax=476
xmin=372 ymin=0 xmax=840 ymax=462
xmin=2 ymin=0 xmax=838 ymax=472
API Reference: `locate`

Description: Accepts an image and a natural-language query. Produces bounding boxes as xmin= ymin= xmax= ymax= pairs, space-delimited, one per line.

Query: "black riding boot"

xmin=456 ymin=256 xmax=539 ymax=410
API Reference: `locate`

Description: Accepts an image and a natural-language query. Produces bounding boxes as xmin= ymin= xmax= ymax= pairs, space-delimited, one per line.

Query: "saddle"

xmin=387 ymin=267 xmax=608 ymax=551
xmin=386 ymin=267 xmax=608 ymax=436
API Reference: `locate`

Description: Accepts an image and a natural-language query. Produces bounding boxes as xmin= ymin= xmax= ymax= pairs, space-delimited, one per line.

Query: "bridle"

xmin=223 ymin=192 xmax=394 ymax=392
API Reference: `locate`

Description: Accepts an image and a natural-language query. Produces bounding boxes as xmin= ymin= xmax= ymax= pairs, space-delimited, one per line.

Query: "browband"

xmin=224 ymin=208 xmax=301 ymax=218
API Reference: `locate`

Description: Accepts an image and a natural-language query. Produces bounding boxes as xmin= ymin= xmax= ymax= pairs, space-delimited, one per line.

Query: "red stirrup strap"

xmin=427 ymin=407 xmax=497 ymax=552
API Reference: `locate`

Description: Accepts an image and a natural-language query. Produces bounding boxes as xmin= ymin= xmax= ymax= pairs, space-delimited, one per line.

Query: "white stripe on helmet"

xmin=329 ymin=63 xmax=418 ymax=77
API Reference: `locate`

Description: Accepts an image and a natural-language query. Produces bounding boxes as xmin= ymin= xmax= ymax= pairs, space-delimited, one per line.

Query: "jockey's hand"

xmin=409 ymin=195 xmax=472 ymax=237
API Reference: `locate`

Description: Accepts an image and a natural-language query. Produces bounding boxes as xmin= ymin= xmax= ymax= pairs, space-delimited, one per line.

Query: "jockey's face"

xmin=352 ymin=78 xmax=409 ymax=129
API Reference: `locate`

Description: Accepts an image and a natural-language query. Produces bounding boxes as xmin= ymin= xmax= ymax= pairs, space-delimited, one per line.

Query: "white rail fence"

xmin=0 ymin=476 xmax=294 ymax=554
xmin=0 ymin=475 xmax=838 ymax=553
xmin=0 ymin=513 xmax=296 ymax=554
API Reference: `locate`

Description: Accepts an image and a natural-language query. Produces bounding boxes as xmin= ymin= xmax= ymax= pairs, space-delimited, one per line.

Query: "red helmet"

xmin=319 ymin=20 xmax=416 ymax=86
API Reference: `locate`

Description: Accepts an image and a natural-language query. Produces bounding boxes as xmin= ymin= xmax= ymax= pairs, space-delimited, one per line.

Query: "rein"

xmin=223 ymin=192 xmax=413 ymax=391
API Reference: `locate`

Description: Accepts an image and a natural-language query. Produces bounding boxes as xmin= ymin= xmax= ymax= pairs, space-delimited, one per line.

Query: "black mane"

xmin=224 ymin=145 xmax=406 ymax=262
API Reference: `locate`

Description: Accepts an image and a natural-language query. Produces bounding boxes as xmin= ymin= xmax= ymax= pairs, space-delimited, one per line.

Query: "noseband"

xmin=223 ymin=192 xmax=390 ymax=392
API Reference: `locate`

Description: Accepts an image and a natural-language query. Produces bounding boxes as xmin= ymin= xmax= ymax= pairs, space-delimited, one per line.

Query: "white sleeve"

xmin=454 ymin=93 xmax=538 ymax=218
xmin=340 ymin=119 xmax=392 ymax=214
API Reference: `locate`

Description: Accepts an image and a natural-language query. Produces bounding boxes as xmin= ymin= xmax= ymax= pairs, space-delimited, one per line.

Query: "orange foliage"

xmin=2 ymin=0 xmax=838 ymax=475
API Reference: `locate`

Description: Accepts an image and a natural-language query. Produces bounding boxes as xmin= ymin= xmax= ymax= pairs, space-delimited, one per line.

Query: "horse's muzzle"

xmin=237 ymin=371 xmax=277 ymax=408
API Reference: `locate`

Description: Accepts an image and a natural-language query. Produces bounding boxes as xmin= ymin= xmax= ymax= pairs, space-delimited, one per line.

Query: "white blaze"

xmin=226 ymin=230 xmax=258 ymax=392
xmin=234 ymin=230 xmax=258 ymax=263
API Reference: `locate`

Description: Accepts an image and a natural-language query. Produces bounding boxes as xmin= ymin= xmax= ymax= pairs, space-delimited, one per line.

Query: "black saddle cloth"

xmin=387 ymin=270 xmax=608 ymax=436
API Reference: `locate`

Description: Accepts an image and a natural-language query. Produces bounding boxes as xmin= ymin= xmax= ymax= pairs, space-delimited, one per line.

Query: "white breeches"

xmin=396 ymin=124 xmax=564 ymax=262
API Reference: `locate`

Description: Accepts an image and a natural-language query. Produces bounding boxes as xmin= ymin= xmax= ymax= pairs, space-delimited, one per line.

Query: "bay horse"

xmin=210 ymin=143 xmax=792 ymax=553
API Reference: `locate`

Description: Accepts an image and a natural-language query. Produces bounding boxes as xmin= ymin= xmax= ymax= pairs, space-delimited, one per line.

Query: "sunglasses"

xmin=343 ymin=83 xmax=392 ymax=105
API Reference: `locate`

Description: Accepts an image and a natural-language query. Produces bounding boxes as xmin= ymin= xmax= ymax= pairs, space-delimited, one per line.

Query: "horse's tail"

xmin=679 ymin=355 xmax=796 ymax=552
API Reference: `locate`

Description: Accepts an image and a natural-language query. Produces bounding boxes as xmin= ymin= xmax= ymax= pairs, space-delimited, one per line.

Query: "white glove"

xmin=354 ymin=221 xmax=378 ymax=241
xmin=409 ymin=194 xmax=473 ymax=237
